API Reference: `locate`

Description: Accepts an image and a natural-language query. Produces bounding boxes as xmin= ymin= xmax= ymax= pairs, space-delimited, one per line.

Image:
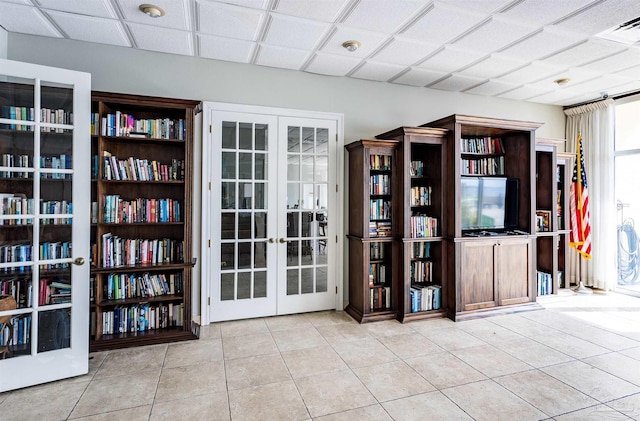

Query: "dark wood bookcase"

xmin=90 ymin=92 xmax=198 ymax=351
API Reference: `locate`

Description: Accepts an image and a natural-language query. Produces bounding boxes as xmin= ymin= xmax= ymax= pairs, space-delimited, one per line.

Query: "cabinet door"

xmin=458 ymin=240 xmax=497 ymax=311
xmin=497 ymin=237 xmax=533 ymax=306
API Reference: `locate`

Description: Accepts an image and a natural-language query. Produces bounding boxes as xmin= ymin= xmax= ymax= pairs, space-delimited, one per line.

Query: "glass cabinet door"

xmin=0 ymin=59 xmax=90 ymax=392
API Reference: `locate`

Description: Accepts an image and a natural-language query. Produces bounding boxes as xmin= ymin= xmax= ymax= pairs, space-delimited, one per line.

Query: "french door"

xmin=205 ymin=108 xmax=339 ymax=322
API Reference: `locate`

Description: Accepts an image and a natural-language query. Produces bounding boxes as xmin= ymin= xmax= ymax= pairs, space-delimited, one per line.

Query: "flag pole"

xmin=570 ymin=131 xmax=593 ymax=295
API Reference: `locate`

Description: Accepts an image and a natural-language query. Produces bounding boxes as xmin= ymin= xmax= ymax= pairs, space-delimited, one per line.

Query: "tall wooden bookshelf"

xmin=90 ymin=92 xmax=198 ymax=351
xmin=345 ymin=139 xmax=398 ymax=322
xmin=375 ymin=127 xmax=448 ymax=322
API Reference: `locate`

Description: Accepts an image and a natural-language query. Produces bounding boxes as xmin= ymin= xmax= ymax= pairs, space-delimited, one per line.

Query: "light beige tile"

xmin=219 ymin=318 xmax=269 ymax=338
xmin=305 ymin=310 xmax=356 ymax=327
xmin=418 ymin=327 xmax=486 ymax=351
xmin=332 ymin=337 xmax=398 ymax=369
xmin=494 ymin=370 xmax=598 ymax=416
xmin=541 ymin=360 xmax=640 ymax=402
xmin=264 ymin=313 xmax=313 ymax=332
xmin=199 ymin=323 xmax=221 ymax=340
xmin=316 ymin=322 xmax=372 ymax=345
xmin=362 ymin=319 xmax=415 ymax=338
xmin=222 ymin=332 xmax=278 ymax=360
xmin=315 ymin=404 xmax=392 ymax=421
xmin=608 ymin=393 xmax=640 ymax=420
xmin=155 ymin=361 xmax=226 ymax=402
xmin=442 ymin=379 xmax=546 ymax=421
xmin=94 ymin=343 xmax=167 ymax=379
xmin=0 ymin=391 xmax=8 ymax=405
xmin=281 ymin=345 xmax=348 ymax=379
xmin=70 ymin=371 xmax=159 ymax=418
xmin=554 ymin=404 xmax=630 ymax=420
xmin=353 ymin=360 xmax=435 ymax=402
xmin=456 ymin=320 xmax=524 ymax=345
xmin=497 ymin=337 xmax=575 ymax=368
xmin=150 ymin=392 xmax=229 ymax=421
xmin=566 ymin=324 xmax=640 ymax=351
xmin=225 ymin=353 xmax=291 ymax=390
xmin=405 ymin=352 xmax=486 ymax=389
xmin=408 ymin=316 xmax=457 ymax=331
xmin=1 ymin=380 xmax=89 ymax=421
xmin=376 ymin=332 xmax=443 ymax=359
xmin=381 ymin=390 xmax=473 ymax=421
xmin=530 ymin=331 xmax=610 ymax=359
xmin=228 ymin=380 xmax=308 ymax=420
xmin=451 ymin=344 xmax=533 ymax=378
xmin=69 ymin=405 xmax=151 ymax=421
xmin=295 ymin=370 xmax=376 ymax=418
xmin=271 ymin=326 xmax=328 ymax=352
xmin=164 ymin=338 xmax=223 ymax=368
xmin=488 ymin=313 xmax=553 ymax=337
xmin=583 ymin=352 xmax=640 ymax=386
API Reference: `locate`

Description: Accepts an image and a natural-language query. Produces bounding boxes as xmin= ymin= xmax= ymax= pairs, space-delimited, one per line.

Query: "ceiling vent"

xmin=596 ymin=16 xmax=640 ymax=45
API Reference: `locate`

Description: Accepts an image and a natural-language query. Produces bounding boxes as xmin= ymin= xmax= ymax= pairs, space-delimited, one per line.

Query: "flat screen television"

xmin=460 ymin=177 xmax=519 ymax=231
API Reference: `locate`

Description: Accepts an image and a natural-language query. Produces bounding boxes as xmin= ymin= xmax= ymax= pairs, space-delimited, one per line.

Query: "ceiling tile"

xmin=569 ymin=75 xmax=633 ymax=94
xmin=274 ymin=0 xmax=348 ymax=22
xmin=465 ymin=79 xmax=519 ymax=96
xmin=497 ymin=85 xmax=554 ymax=101
xmin=304 ymin=52 xmax=362 ymax=76
xmin=320 ymin=26 xmax=390 ymax=58
xmin=197 ymin=0 xmax=265 ymax=40
xmin=351 ymin=61 xmax=405 ymax=82
xmin=527 ymin=89 xmax=584 ymax=105
xmin=499 ymin=0 xmax=596 ymax=26
xmin=417 ymin=46 xmax=485 ymax=73
xmin=581 ymin=48 xmax=640 ymax=75
xmin=606 ymin=80 xmax=640 ymax=96
xmin=453 ymin=17 xmax=536 ymax=53
xmin=38 ymin=0 xmax=116 ymax=17
xmin=0 ymin=0 xmax=31 ymax=3
xmin=117 ymin=0 xmax=191 ymax=30
xmin=199 ymin=34 xmax=255 ymax=63
xmin=428 ymin=74 xmax=485 ymax=91
xmin=458 ymin=54 xmax=526 ymax=79
xmin=255 ymin=44 xmax=310 ymax=70
xmin=541 ymin=39 xmax=627 ymax=67
xmin=531 ymin=67 xmax=600 ymax=90
xmin=615 ymin=64 xmax=640 ymax=80
xmin=264 ymin=13 xmax=331 ymax=50
xmin=391 ymin=68 xmax=447 ymax=87
xmin=219 ymin=0 xmax=269 ymax=9
xmin=46 ymin=10 xmax=130 ymax=46
xmin=342 ymin=0 xmax=429 ymax=32
xmin=498 ymin=61 xmax=567 ymax=84
xmin=437 ymin=0 xmax=514 ymax=14
xmin=554 ymin=0 xmax=640 ymax=36
xmin=401 ymin=3 xmax=486 ymax=45
xmin=128 ymin=23 xmax=192 ymax=56
xmin=499 ymin=28 xmax=586 ymax=61
xmin=372 ymin=36 xmax=439 ymax=66
xmin=0 ymin=3 xmax=62 ymax=37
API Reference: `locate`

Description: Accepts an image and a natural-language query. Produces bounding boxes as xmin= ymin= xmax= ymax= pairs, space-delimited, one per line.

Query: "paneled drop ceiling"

xmin=1 ymin=0 xmax=640 ymax=106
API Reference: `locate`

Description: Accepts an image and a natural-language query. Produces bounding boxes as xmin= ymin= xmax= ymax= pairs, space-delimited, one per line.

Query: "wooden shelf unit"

xmin=90 ymin=91 xmax=199 ymax=351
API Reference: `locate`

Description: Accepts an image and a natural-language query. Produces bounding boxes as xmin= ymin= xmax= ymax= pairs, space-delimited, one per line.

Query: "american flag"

xmin=569 ymin=133 xmax=592 ymax=259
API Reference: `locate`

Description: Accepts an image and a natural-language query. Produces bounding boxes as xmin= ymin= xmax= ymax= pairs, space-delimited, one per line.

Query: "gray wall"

xmin=7 ymin=33 xmax=566 ymax=317
xmin=0 ymin=27 xmax=7 ymax=58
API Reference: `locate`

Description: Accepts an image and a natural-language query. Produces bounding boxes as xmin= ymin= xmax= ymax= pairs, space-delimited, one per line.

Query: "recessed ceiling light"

xmin=342 ymin=40 xmax=361 ymax=52
xmin=554 ymin=77 xmax=570 ymax=86
xmin=139 ymin=4 xmax=165 ymax=18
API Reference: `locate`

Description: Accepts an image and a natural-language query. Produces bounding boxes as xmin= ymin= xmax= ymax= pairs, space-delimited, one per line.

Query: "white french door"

xmin=204 ymin=107 xmax=340 ymax=322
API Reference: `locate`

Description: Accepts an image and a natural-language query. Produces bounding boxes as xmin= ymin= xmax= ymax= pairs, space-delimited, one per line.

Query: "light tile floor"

xmin=3 ymin=291 xmax=640 ymax=420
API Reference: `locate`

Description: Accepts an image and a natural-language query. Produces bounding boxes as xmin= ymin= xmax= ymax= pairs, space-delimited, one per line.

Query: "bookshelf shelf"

xmin=90 ymin=91 xmax=198 ymax=351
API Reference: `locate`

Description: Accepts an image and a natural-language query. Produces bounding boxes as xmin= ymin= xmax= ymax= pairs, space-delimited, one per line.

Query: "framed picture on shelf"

xmin=536 ymin=210 xmax=551 ymax=232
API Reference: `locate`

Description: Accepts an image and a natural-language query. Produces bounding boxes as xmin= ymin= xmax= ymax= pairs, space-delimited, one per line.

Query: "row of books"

xmin=460 ymin=137 xmax=505 ymax=155
xmin=370 ymin=174 xmax=390 ymax=195
xmin=0 ymin=154 xmax=30 ymax=178
xmin=368 ymin=263 xmax=387 ymax=286
xmin=40 ymin=154 xmax=72 ymax=170
xmin=410 ymin=284 xmax=441 ymax=312
xmin=103 ymin=151 xmax=184 ymax=181
xmin=411 ymin=241 xmax=431 ymax=259
xmin=410 ymin=215 xmax=438 ymax=238
xmin=1 ymin=314 xmax=30 ymax=346
xmin=101 ymin=233 xmax=184 ymax=267
xmin=102 ymin=195 xmax=181 ymax=224
xmin=98 ymin=302 xmax=184 ymax=335
xmin=369 ymin=221 xmax=392 ymax=237
xmin=90 ymin=112 xmax=99 ymax=135
xmin=461 ymin=156 xmax=504 ymax=175
xmin=101 ymin=112 xmax=186 ymax=140
xmin=0 ymin=194 xmax=34 ymax=223
xmin=0 ymin=278 xmax=32 ymax=308
xmin=410 ymin=185 xmax=432 ymax=207
xmin=537 ymin=271 xmax=553 ymax=296
xmin=1 ymin=106 xmax=72 ymax=128
xmin=39 ymin=241 xmax=72 ymax=270
xmin=39 ymin=278 xmax=71 ymax=305
xmin=410 ymin=161 xmax=424 ymax=177
xmin=370 ymin=286 xmax=391 ymax=311
xmin=410 ymin=260 xmax=433 ymax=283
xmin=0 ymin=244 xmax=31 ymax=272
xmin=104 ymin=272 xmax=183 ymax=300
xmin=40 ymin=200 xmax=73 ymax=225
xmin=370 ymin=199 xmax=391 ymax=220
xmin=370 ymin=154 xmax=391 ymax=171
xmin=370 ymin=241 xmax=388 ymax=260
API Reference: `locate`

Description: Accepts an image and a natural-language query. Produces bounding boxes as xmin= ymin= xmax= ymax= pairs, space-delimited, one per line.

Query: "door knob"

xmin=279 ymin=238 xmax=286 ymax=243
xmin=268 ymin=238 xmax=275 ymax=243
xmin=73 ymin=257 xmax=85 ymax=266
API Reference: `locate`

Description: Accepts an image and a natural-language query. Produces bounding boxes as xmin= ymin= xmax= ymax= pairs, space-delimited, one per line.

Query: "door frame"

xmin=200 ymin=102 xmax=344 ymax=325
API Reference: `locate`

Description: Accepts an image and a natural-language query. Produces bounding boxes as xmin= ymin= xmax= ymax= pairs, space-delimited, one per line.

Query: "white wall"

xmin=0 ymin=27 xmax=7 ymax=59
xmin=7 ymin=33 xmax=567 ymax=316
